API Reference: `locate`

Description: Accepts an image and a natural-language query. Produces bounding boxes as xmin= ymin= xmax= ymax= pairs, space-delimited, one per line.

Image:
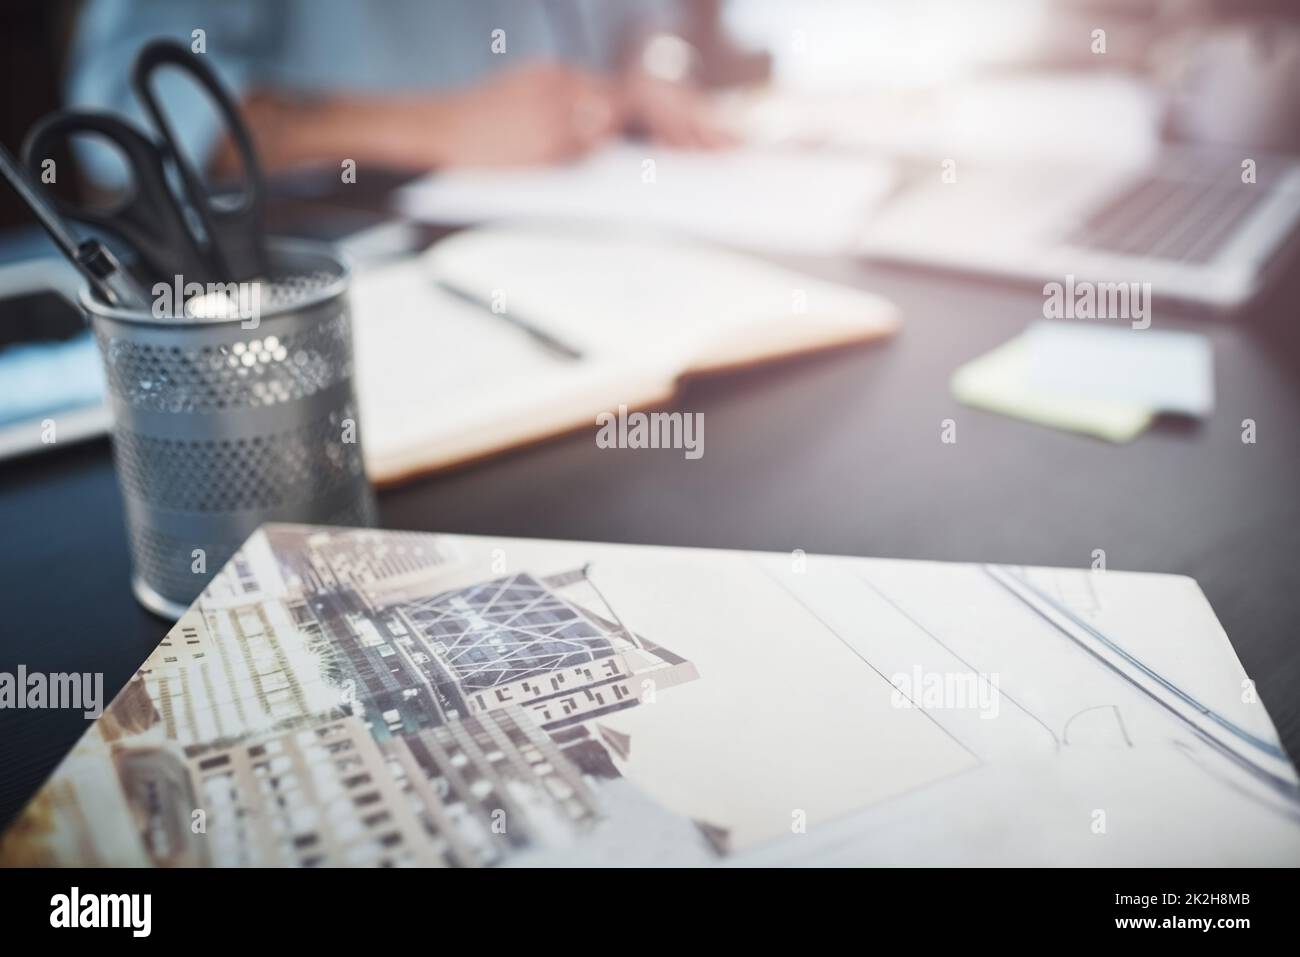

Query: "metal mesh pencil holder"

xmin=81 ymin=239 xmax=376 ymax=619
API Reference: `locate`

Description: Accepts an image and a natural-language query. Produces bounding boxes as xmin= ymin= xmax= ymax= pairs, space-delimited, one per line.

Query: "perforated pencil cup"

xmin=81 ymin=239 xmax=376 ymax=618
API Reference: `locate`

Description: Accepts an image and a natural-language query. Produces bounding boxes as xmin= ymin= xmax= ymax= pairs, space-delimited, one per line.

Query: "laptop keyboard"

xmin=1067 ymin=159 xmax=1271 ymax=264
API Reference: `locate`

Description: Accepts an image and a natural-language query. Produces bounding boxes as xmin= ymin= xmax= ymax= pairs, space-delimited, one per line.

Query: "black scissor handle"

xmin=132 ymin=39 xmax=269 ymax=281
xmin=21 ymin=109 xmax=215 ymax=283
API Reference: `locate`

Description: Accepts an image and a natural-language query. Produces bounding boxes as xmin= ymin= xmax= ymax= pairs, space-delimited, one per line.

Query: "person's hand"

xmin=432 ymin=63 xmax=620 ymax=166
xmin=619 ymin=74 xmax=737 ymax=149
xmin=225 ymin=62 xmax=728 ymax=178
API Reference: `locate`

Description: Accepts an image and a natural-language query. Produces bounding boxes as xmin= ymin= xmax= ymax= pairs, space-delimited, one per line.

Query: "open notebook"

xmin=350 ymin=225 xmax=899 ymax=484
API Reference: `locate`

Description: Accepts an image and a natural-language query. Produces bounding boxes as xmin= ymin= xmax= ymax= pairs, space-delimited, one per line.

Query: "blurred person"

xmin=66 ymin=0 xmax=734 ymax=184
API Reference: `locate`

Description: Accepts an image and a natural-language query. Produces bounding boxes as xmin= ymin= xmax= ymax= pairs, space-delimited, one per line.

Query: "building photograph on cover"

xmin=1 ymin=526 xmax=717 ymax=866
xmin=3 ymin=525 xmax=1298 ymax=868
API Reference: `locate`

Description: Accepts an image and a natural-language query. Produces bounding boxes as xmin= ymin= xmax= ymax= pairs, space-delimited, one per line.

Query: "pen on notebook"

xmin=436 ymin=278 xmax=584 ymax=361
xmin=0 ymin=142 xmax=149 ymax=311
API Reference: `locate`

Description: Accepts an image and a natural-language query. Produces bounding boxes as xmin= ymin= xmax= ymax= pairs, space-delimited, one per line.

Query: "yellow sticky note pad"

xmin=951 ymin=334 xmax=1154 ymax=442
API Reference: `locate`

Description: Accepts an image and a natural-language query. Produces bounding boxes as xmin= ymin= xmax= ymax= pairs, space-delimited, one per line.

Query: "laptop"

xmin=856 ymin=146 xmax=1300 ymax=313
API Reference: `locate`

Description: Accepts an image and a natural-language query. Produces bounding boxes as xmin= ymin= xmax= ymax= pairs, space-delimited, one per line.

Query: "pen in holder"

xmin=81 ymin=238 xmax=376 ymax=619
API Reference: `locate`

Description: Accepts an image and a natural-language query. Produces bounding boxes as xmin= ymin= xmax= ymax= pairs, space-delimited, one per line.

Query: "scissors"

xmin=22 ymin=38 xmax=269 ymax=286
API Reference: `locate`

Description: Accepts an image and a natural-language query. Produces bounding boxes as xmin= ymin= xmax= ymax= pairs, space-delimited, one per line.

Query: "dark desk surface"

xmin=2 ymin=227 xmax=1299 ymax=830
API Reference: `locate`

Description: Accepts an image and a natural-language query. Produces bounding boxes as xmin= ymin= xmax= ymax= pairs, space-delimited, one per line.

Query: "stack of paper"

xmin=951 ymin=321 xmax=1214 ymax=442
xmin=395 ymin=143 xmax=897 ymax=257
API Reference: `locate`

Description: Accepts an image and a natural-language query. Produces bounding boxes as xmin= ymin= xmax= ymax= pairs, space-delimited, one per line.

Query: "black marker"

xmin=436 ymin=278 xmax=584 ymax=361
xmin=0 ymin=141 xmax=148 ymax=310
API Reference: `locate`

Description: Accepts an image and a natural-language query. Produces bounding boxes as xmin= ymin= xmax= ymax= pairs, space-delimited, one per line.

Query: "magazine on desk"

xmin=3 ymin=525 xmax=1297 ymax=867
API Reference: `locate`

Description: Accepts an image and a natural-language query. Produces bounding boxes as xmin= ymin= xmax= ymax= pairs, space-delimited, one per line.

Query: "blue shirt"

xmin=68 ymin=0 xmax=677 ymax=183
